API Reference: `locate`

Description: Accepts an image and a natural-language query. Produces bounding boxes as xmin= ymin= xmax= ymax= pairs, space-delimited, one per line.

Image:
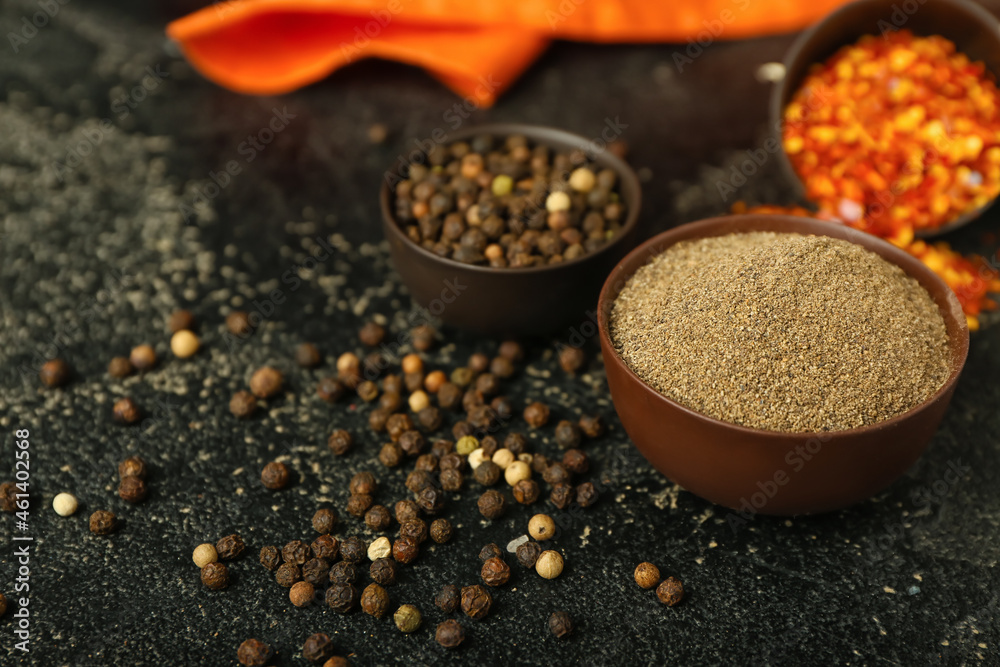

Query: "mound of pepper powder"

xmin=610 ymin=232 xmax=950 ymax=432
xmin=783 ymin=30 xmax=1000 ymax=240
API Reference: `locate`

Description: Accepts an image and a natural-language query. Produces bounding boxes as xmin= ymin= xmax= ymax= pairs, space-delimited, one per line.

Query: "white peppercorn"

xmin=193 ymin=543 xmax=219 ymax=568
xmin=52 ymin=492 xmax=78 ymax=517
xmin=536 ymin=550 xmax=564 ymax=579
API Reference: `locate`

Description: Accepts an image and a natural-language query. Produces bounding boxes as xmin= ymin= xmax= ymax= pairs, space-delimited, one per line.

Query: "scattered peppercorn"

xmin=302 ymin=633 xmax=335 ymax=664
xmin=394 ymin=604 xmax=422 ymax=633
xmin=386 ymin=413 xmax=415 ymax=440
xmin=230 ymin=390 xmax=257 ymax=418
xmin=259 ymin=546 xmax=281 ymax=571
xmin=361 ymin=583 xmax=390 ymax=618
xmin=365 ymin=504 xmax=392 ymax=531
xmin=439 ymin=452 xmax=465 ymax=472
xmin=201 ymin=561 xmax=229 ymax=590
xmin=129 ymin=344 xmax=156 ymax=371
xmin=317 ymin=377 xmax=347 ymax=403
xmin=554 ymin=420 xmax=582 ymax=448
xmin=399 ymin=430 xmax=427 ymax=457
xmin=474 ymin=460 xmax=501 ymax=486
xmin=416 ymin=486 xmax=445 ymax=515
xmin=303 ymin=558 xmax=331 ymax=585
xmin=562 ymin=449 xmax=589 ymax=474
xmin=118 ymin=456 xmax=147 ymax=479
xmin=216 ymin=533 xmax=246 ymax=560
xmin=657 ymin=576 xmax=685 ymax=606
xmin=578 ymin=414 xmax=605 ymax=438
xmin=523 ymin=402 xmax=550 ymax=428
xmin=226 ymin=311 xmax=252 ymax=337
xmin=357 ymin=380 xmax=379 ymax=402
xmin=118 ymin=476 xmax=147 ymax=503
xmin=327 ymin=429 xmax=353 ymax=456
xmin=392 ymin=537 xmax=419 ymax=564
xmin=461 ymin=584 xmax=493 ymax=620
xmin=326 ymin=582 xmax=360 ymax=613
xmin=337 ymin=352 xmax=362 ymax=387
xmin=400 ymin=518 xmax=429 ymax=545
xmin=535 ymin=550 xmax=564 ymax=579
xmin=52 ymin=492 xmax=78 ymax=517
xmin=528 ymin=514 xmax=556 ymax=541
xmin=237 ymin=638 xmax=273 ymax=667
xmin=275 ymin=563 xmax=302 ymax=587
xmin=341 ymin=536 xmax=367 ymax=563
xmin=89 ymin=510 xmax=116 ymax=535
xmin=490 ymin=356 xmax=514 ymax=378
xmin=312 ymin=535 xmax=339 ymax=560
xmin=394 ymin=499 xmax=420 ymax=523
xmin=543 ymin=462 xmax=571 ymax=486
xmin=504 ymin=461 xmax=531 ymax=487
xmin=558 ymin=347 xmax=586 ymax=374
xmin=411 ymin=325 xmax=436 ymax=351
xmin=513 ymin=479 xmax=540 ymax=504
xmin=171 ymin=330 xmax=200 ymax=358
xmin=370 ymin=557 xmax=398 ymax=586
xmin=634 ymin=562 xmax=660 ymax=589
xmin=250 ymin=366 xmax=283 ymax=398
xmin=499 ymin=340 xmax=524 ymax=362
xmin=192 ymin=544 xmax=218 ymax=568
xmin=435 ymin=584 xmax=461 ymax=613
xmin=359 ymin=322 xmax=386 ymax=347
xmin=291 ymin=581 xmax=315 ymax=607
xmin=0 ymin=485 xmax=13 ymax=515
xmin=575 ymin=482 xmax=598 ymax=507
xmin=112 ymin=397 xmax=141 ymax=424
xmin=415 ymin=453 xmax=439 ymax=472
xmin=477 ymin=490 xmax=506 ymax=520
xmin=350 ymin=471 xmax=378 ymax=496
xmin=329 ymin=561 xmax=358 ymax=584
xmin=550 ymin=483 xmax=573 ymax=510
xmin=481 ymin=557 xmax=511 ymax=587
xmin=107 ymin=356 xmax=133 ymax=378
xmin=548 ymin=611 xmax=574 ymax=638
xmin=437 ymin=382 xmax=462 ymax=410
xmin=282 ymin=540 xmax=311 ymax=565
xmin=368 ymin=536 xmax=393 ymax=561
xmin=261 ymin=461 xmax=290 ymax=490
xmin=516 ymin=541 xmax=542 ymax=569
xmin=435 ymin=619 xmax=465 ymax=648
xmin=347 ymin=493 xmax=373 ymax=518
xmin=430 ymin=518 xmax=453 ymax=543
xmin=479 ymin=543 xmax=504 ymax=561
xmin=168 ymin=309 xmax=195 ymax=334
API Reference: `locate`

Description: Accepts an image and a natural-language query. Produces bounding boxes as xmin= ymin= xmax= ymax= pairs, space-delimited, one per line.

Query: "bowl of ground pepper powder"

xmin=598 ymin=214 xmax=969 ymax=515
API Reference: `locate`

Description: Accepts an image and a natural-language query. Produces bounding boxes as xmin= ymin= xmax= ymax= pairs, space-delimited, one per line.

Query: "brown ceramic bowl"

xmin=771 ymin=0 xmax=1000 ymax=238
xmin=381 ymin=123 xmax=641 ymax=337
xmin=598 ymin=214 xmax=969 ymax=515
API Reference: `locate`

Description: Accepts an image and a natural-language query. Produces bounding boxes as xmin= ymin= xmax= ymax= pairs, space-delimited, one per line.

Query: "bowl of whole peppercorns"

xmin=381 ymin=123 xmax=642 ymax=336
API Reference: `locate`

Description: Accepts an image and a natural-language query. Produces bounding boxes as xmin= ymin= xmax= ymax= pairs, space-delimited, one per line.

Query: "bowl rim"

xmin=597 ymin=214 xmax=970 ymax=440
xmin=769 ymin=0 xmax=1000 ymax=239
xmin=379 ymin=122 xmax=643 ymax=275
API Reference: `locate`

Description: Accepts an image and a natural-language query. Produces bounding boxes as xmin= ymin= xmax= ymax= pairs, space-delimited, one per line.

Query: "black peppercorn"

xmin=216 ymin=534 xmax=246 ymax=560
xmin=657 ymin=577 xmax=685 ymax=606
xmin=282 ymin=540 xmax=311 ymax=565
xmin=439 ymin=468 xmax=463 ymax=492
xmin=312 ymin=508 xmax=339 ymax=534
xmin=415 ymin=453 xmax=439 ymax=472
xmin=230 ymin=391 xmax=257 ymax=419
xmin=477 ymin=435 xmax=499 ymax=458
xmin=302 ymin=633 xmax=335 ymax=664
xmin=523 ymin=402 xmax=550 ymax=428
xmin=89 ymin=509 xmax=116 ymax=535
xmin=370 ymin=557 xmax=398 ymax=586
xmin=481 ymin=557 xmax=511 ymax=587
xmin=503 ymin=433 xmax=527 ymax=456
xmin=479 ymin=543 xmax=503 ymax=561
xmin=237 ymin=638 xmax=273 ymax=667
xmin=261 ymin=461 xmax=290 ymax=490
xmin=326 ymin=582 xmax=360 ymax=613
xmin=429 ymin=518 xmax=453 ymax=543
xmin=119 ymin=456 xmax=148 ymax=482
xmin=118 ymin=476 xmax=147 ymax=503
xmin=439 ymin=452 xmax=466 ymax=472
xmin=275 ymin=563 xmax=301 ymax=587
xmin=361 ymin=583 xmax=390 ymax=618
xmin=404 ymin=372 xmax=424 ymax=394
xmin=473 ymin=460 xmax=501 ymax=486
xmin=435 ymin=619 xmax=465 ymax=648
xmin=513 ymin=479 xmax=540 ymax=504
xmin=359 ymin=322 xmax=386 ymax=347
xmin=490 ymin=356 xmax=515 ymax=378
xmin=579 ymin=414 xmax=606 ymax=438
xmin=411 ymin=324 xmax=436 ymax=351
xmin=296 ymin=343 xmax=322 ymax=368
xmin=399 ymin=430 xmax=426 ymax=457
xmin=462 ymin=389 xmax=485 ymax=413
xmin=399 ymin=518 xmax=428 ymax=544
xmin=460 ymin=585 xmax=493 ymax=620
xmin=364 ymin=505 xmax=392 ymax=531
xmin=379 ymin=391 xmax=402 ymax=413
xmin=317 ymin=377 xmax=347 ymax=404
xmin=417 ymin=406 xmax=443 ymax=432
xmin=543 ymin=462 xmax=571 ymax=486
xmin=259 ymin=546 xmax=281 ymax=571
xmin=249 ymin=366 xmax=283 ymax=398
xmin=379 ymin=443 xmax=404 ymax=468
xmin=394 ymin=499 xmax=420 ymax=523
xmin=451 ymin=421 xmax=474 ymax=440
xmin=346 ymin=493 xmax=374 ymax=518
xmin=437 ymin=382 xmax=462 ymax=410
xmin=329 ymin=561 xmax=358 ymax=584
xmin=498 ymin=340 xmax=523 ymax=362
xmin=550 ymin=483 xmax=573 ymax=510
xmin=392 ymin=537 xmax=419 ymax=564
xmin=226 ymin=311 xmax=252 ymax=337
xmin=40 ymin=358 xmax=71 ymax=387
xmin=491 ymin=396 xmax=514 ymax=420
xmin=558 ymin=346 xmax=586 ymax=374
xmin=516 ymin=541 xmax=542 ymax=569
xmin=562 ymin=449 xmax=589 ymax=474
xmin=356 ymin=380 xmax=379 ymax=402
xmin=531 ymin=453 xmax=549 ymax=474
xmin=311 ymin=534 xmax=338 ymax=560
xmin=477 ymin=490 xmax=506 ymax=520
xmin=386 ymin=413 xmax=414 ymax=440
xmin=327 ymin=429 xmax=353 ymax=456
xmin=435 ymin=584 xmax=461 ymax=613
xmin=554 ymin=420 xmax=582 ymax=449
xmin=416 ymin=486 xmax=445 ymax=515
xmin=302 ymin=557 xmax=331 ymax=585
xmin=201 ymin=562 xmax=229 ymax=590
xmin=112 ymin=397 xmax=141 ymax=424
xmin=349 ymin=471 xmax=378 ymax=496
xmin=340 ymin=536 xmax=367 ymax=563
xmin=548 ymin=611 xmax=574 ymax=638
xmin=108 ymin=356 xmax=133 ymax=378
xmin=575 ymin=481 xmax=598 ymax=507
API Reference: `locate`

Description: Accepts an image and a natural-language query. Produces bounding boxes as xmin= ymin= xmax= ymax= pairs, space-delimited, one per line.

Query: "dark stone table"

xmin=1 ymin=1 xmax=998 ymax=664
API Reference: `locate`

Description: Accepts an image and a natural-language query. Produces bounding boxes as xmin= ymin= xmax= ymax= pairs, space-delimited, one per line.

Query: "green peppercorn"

xmin=393 ymin=604 xmax=422 ymax=633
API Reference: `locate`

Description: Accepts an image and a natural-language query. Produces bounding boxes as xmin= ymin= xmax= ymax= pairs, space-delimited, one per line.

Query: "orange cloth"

xmin=167 ymin=0 xmax=851 ymax=105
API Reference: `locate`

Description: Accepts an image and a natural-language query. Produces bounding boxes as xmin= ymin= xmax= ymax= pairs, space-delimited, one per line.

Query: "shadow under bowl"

xmin=381 ymin=123 xmax=642 ymax=338
xmin=771 ymin=0 xmax=1000 ymax=238
xmin=598 ymin=214 xmax=969 ymax=515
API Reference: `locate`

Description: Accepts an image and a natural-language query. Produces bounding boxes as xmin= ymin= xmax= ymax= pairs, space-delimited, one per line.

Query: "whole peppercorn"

xmin=449 ymin=366 xmax=474 ymax=388
xmin=435 ymin=619 xmax=465 ymax=648
xmin=368 ymin=536 xmax=393 ymax=561
xmin=523 ymin=402 xmax=550 ymax=428
xmin=535 ymin=550 xmax=564 ymax=579
xmin=329 ymin=561 xmax=358 ymax=584
xmin=302 ymin=633 xmax=335 ymax=664
xmin=386 ymin=414 xmax=414 ymax=440
xmin=171 ymin=330 xmax=200 ymax=358
xmin=548 ymin=611 xmax=574 ymax=638
xmin=401 ymin=353 xmax=423 ymax=375
xmin=129 ymin=344 xmax=157 ymax=371
xmin=562 ymin=449 xmax=589 ymax=474
xmin=259 ymin=546 xmax=281 ymax=571
xmin=417 ymin=406 xmax=443 ymax=432
xmin=340 ymin=536 xmax=367 ymax=563
xmin=394 ymin=499 xmax=420 ymax=523
xmin=380 ymin=391 xmax=402 ymax=413
xmin=498 ymin=340 xmax=524 ymax=362
xmin=479 ymin=436 xmax=500 ymax=458
xmin=531 ymin=453 xmax=549 ymax=474
xmin=275 ymin=563 xmax=302 ymax=587
xmin=302 ymin=558 xmax=331 ymax=585
xmin=554 ymin=420 xmax=582 ymax=449
xmin=230 ymin=391 xmax=257 ymax=419
xmin=400 ymin=518 xmax=429 ymax=545
xmin=439 ymin=452 xmax=466 ymax=472
xmin=356 ymin=380 xmax=379 ymax=402
xmin=363 ymin=352 xmax=385 ymax=379
xmin=392 ymin=537 xmax=419 ymax=564
xmin=657 ymin=576 xmax=685 ymax=606
xmin=365 ymin=505 xmax=392 ymax=531
xmin=474 ymin=460 xmax=501 ymax=486
xmin=575 ymin=482 xmax=598 ymax=507
xmin=504 ymin=461 xmax=531 ymax=487
xmin=192 ymin=543 xmax=218 ymax=568
xmin=490 ymin=356 xmax=515 ymax=378
xmin=461 ymin=584 xmax=493 ymax=620
xmin=550 ymin=483 xmax=573 ymax=510
xmin=439 ymin=468 xmax=463 ymax=492
xmin=411 ymin=325 xmax=436 ymax=351
xmin=107 ymin=356 xmax=133 ymax=378
xmin=455 ymin=435 xmax=479 ymax=455
xmin=0 ymin=482 xmax=16 ymax=513
xmin=437 ymin=382 xmax=462 ymax=410
xmin=226 ymin=311 xmax=252 ymax=337
xmin=481 ymin=557 xmax=511 ymax=587
xmin=118 ymin=476 xmax=147 ymax=503
xmin=479 ymin=543 xmax=504 ymax=561
xmin=435 ymin=584 xmax=461 ymax=613
xmin=370 ymin=557 xmax=398 ymax=586
xmin=168 ymin=309 xmax=195 ymax=334
xmin=346 ymin=493 xmax=373 ymax=518
xmin=416 ymin=486 xmax=445 ymax=515
xmin=337 ymin=352 xmax=362 ymax=387
xmin=118 ymin=456 xmax=148 ymax=480
xmin=492 ymin=448 xmax=514 ymax=470
xmin=261 ymin=461 xmax=290 ymax=490
xmin=112 ymin=397 xmax=141 ymax=424
xmin=290 ymin=581 xmax=315 ymax=607
xmin=634 ymin=562 xmax=661 ymax=589
xmin=558 ymin=346 xmax=586 ymax=374
xmin=312 ymin=508 xmax=339 ymax=534
xmin=361 ymin=583 xmax=390 ymax=618
xmin=528 ymin=514 xmax=556 ymax=541
xmin=399 ymin=430 xmax=426 ymax=457
xmin=415 ymin=453 xmax=439 ymax=472
xmin=317 ymin=377 xmax=347 ymax=403
xmin=543 ymin=462 xmax=571 ymax=486
xmin=327 ymin=429 xmax=353 ymax=456
xmin=491 ymin=396 xmax=514 ymax=420
xmin=394 ymin=604 xmax=422 ymax=633
xmin=237 ymin=638 xmax=273 ymax=667
xmin=217 ymin=534 xmax=246 ymax=560
xmin=359 ymin=322 xmax=386 ymax=347
xmin=578 ymin=414 xmax=606 ymax=438
xmin=424 ymin=370 xmax=447 ymax=393
xmin=474 ymin=373 xmax=500 ymax=396
xmin=408 ymin=389 xmax=431 ymax=413
xmin=477 ymin=490 xmax=506 ymax=520
xmin=282 ymin=540 xmax=310 ymax=565
xmin=504 ymin=432 xmax=528 ymax=455
xmin=201 ymin=562 xmax=229 ymax=590
xmin=349 ymin=471 xmax=378 ymax=496
xmin=326 ymin=582 xmax=360 ymax=613
xmin=382 ymin=374 xmax=403 ymax=395
xmin=429 ymin=518 xmax=453 ymax=544
xmin=312 ymin=535 xmax=339 ymax=560
xmin=379 ymin=443 xmax=404 ymax=468
xmin=513 ymin=479 xmax=540 ymax=504
xmin=516 ymin=541 xmax=542 ymax=569
xmin=250 ymin=366 xmax=283 ymax=398
xmin=467 ymin=352 xmax=489 ymax=374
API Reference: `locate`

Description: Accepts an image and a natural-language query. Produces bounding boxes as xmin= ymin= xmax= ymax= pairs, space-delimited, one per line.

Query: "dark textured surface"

xmin=1 ymin=1 xmax=999 ymax=665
